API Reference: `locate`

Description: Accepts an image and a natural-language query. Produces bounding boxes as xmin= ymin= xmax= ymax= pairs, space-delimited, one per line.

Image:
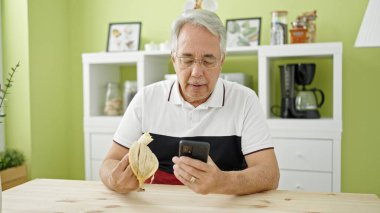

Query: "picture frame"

xmin=106 ymin=22 xmax=142 ymax=52
xmin=226 ymin=18 xmax=261 ymax=48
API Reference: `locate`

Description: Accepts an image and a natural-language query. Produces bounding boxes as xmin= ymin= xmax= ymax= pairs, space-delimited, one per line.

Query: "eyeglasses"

xmin=175 ymin=55 xmax=221 ymax=69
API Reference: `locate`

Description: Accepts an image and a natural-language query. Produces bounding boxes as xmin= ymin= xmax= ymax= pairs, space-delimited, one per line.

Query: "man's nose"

xmin=191 ymin=62 xmax=204 ymax=77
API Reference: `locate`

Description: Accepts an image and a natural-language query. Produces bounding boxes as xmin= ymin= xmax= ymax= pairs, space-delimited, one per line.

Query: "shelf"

xmin=142 ymin=50 xmax=171 ymax=56
xmin=82 ymin=51 xmax=170 ymax=118
xmin=258 ymin=42 xmax=342 ymax=128
xmin=258 ymin=43 xmax=342 ymax=58
xmin=82 ymin=52 xmax=142 ymax=64
xmin=226 ymin=46 xmax=258 ymax=55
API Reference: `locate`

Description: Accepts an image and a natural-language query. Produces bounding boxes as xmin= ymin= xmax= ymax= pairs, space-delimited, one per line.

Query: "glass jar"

xmin=123 ymin=81 xmax=137 ymax=111
xmin=104 ymin=82 xmax=123 ymax=116
xmin=270 ymin=11 xmax=288 ymax=45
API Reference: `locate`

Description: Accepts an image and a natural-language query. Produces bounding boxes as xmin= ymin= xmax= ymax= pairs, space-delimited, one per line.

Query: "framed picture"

xmin=226 ymin=18 xmax=261 ymax=47
xmin=106 ymin=22 xmax=141 ymax=52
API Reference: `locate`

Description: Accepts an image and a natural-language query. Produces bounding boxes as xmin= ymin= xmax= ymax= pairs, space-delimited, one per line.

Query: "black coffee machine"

xmin=279 ymin=63 xmax=325 ymax=119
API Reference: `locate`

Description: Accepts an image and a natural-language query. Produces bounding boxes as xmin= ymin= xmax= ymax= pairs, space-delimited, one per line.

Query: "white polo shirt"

xmin=114 ymin=78 xmax=273 ymax=173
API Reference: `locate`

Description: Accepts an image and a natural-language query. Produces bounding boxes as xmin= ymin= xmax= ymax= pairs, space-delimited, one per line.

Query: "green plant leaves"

xmin=0 ymin=62 xmax=20 ymax=115
xmin=0 ymin=149 xmax=25 ymax=171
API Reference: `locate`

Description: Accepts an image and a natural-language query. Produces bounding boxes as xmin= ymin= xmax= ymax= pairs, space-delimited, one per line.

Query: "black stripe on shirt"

xmin=167 ymin=81 xmax=175 ymax=102
xmin=148 ymin=133 xmax=247 ymax=174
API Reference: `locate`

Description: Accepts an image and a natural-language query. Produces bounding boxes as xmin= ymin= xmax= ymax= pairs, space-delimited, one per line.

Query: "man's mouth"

xmin=192 ymin=84 xmax=203 ymax=87
xmin=189 ymin=81 xmax=206 ymax=87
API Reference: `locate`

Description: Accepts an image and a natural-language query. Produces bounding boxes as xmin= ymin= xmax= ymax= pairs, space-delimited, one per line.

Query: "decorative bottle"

xmin=270 ymin=10 xmax=288 ymax=45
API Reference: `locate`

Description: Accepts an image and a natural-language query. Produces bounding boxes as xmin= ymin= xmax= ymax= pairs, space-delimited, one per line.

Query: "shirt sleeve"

xmin=240 ymin=91 xmax=273 ymax=155
xmin=113 ymin=89 xmax=143 ymax=148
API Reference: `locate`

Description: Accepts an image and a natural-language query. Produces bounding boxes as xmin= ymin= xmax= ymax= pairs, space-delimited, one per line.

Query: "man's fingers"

xmin=206 ymin=156 xmax=216 ymax=166
xmin=123 ymin=163 xmax=137 ymax=178
xmin=173 ymin=165 xmax=191 ymax=186
xmin=178 ymin=156 xmax=209 ymax=172
xmin=114 ymin=153 xmax=130 ymax=173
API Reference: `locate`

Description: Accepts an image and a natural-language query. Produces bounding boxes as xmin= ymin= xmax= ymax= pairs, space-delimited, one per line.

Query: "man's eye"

xmin=182 ymin=58 xmax=194 ymax=64
xmin=203 ymin=58 xmax=216 ymax=64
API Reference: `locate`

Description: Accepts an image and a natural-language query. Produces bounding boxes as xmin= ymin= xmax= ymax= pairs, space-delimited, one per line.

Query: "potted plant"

xmin=0 ymin=149 xmax=27 ymax=190
xmin=0 ymin=62 xmax=27 ymax=190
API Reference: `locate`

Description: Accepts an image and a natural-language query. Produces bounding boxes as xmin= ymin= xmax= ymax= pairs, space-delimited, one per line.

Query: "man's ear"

xmin=220 ymin=53 xmax=226 ymax=66
xmin=171 ymin=52 xmax=179 ymax=74
xmin=171 ymin=52 xmax=175 ymax=64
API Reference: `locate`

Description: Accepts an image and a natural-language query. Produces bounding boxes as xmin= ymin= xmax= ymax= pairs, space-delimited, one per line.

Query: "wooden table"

xmin=2 ymin=179 xmax=380 ymax=212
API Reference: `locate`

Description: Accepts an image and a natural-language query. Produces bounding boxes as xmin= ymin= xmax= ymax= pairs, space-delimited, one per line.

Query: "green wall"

xmin=2 ymin=0 xmax=380 ymax=196
xmin=2 ymin=0 xmax=71 ymax=178
xmin=28 ymin=0 xmax=71 ymax=178
xmin=1 ymin=0 xmax=32 ymax=172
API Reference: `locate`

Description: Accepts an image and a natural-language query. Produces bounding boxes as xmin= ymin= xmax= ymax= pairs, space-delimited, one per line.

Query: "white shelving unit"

xmin=258 ymin=42 xmax=343 ymax=192
xmin=82 ymin=51 xmax=170 ymax=180
xmin=82 ymin=43 xmax=342 ymax=192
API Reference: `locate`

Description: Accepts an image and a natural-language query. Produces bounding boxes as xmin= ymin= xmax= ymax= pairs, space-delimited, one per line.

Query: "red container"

xmin=290 ymin=28 xmax=308 ymax=44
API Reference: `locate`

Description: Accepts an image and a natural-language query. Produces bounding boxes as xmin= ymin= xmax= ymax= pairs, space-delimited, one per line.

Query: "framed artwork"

xmin=226 ymin=18 xmax=261 ymax=47
xmin=106 ymin=22 xmax=142 ymax=52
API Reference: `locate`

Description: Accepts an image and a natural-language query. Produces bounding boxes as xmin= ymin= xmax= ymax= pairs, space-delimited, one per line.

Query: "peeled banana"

xmin=129 ymin=132 xmax=159 ymax=191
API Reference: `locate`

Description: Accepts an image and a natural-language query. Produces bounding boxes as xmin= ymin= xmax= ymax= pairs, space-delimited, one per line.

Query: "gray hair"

xmin=171 ymin=9 xmax=226 ymax=55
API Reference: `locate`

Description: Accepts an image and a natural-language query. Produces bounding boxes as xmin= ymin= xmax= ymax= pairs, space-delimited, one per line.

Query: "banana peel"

xmin=129 ymin=132 xmax=159 ymax=191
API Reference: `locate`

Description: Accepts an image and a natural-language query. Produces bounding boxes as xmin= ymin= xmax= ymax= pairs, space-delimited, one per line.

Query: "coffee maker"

xmin=279 ymin=63 xmax=325 ymax=119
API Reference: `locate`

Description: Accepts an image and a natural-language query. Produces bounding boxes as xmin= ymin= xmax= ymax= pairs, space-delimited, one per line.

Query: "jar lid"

xmin=272 ymin=10 xmax=288 ymax=14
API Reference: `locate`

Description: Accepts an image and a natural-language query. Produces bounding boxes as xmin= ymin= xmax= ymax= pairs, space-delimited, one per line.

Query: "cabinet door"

xmin=91 ymin=160 xmax=103 ymax=181
xmin=90 ymin=133 xmax=114 ymax=160
xmin=279 ymin=170 xmax=332 ymax=192
xmin=90 ymin=133 xmax=114 ymax=180
xmin=273 ymin=138 xmax=333 ymax=172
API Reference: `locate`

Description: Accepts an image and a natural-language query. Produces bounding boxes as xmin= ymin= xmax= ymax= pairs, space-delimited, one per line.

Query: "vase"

xmin=0 ymin=164 xmax=28 ymax=190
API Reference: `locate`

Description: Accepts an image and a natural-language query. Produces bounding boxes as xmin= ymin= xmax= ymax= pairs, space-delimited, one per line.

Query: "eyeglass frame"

xmin=172 ymin=52 xmax=224 ymax=70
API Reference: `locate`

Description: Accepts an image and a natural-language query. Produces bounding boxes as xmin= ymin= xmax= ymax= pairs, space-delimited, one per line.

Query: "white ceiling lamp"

xmin=184 ymin=0 xmax=218 ymax=12
xmin=355 ymin=0 xmax=380 ymax=47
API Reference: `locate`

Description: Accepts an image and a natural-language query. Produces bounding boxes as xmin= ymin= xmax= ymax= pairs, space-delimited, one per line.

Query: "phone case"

xmin=179 ymin=140 xmax=210 ymax=163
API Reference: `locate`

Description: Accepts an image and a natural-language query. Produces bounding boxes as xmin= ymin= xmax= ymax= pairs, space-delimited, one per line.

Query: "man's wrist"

xmin=214 ymin=171 xmax=233 ymax=194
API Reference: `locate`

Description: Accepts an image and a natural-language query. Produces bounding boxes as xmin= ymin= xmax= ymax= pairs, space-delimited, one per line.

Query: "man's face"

xmin=172 ymin=23 xmax=224 ymax=107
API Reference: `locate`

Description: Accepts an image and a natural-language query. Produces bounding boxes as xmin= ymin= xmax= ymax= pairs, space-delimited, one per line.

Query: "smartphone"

xmin=178 ymin=140 xmax=210 ymax=163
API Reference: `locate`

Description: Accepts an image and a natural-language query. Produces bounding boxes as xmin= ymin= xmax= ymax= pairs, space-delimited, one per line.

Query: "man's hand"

xmin=104 ymin=153 xmax=140 ymax=193
xmin=173 ymin=149 xmax=280 ymax=195
xmin=172 ymin=156 xmax=224 ymax=194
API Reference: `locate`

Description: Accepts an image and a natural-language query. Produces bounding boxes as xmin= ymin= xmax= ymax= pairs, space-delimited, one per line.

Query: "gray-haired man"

xmin=100 ymin=9 xmax=279 ymax=195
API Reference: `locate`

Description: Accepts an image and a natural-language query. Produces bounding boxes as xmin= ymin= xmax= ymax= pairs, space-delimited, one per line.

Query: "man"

xmin=100 ymin=9 xmax=279 ymax=195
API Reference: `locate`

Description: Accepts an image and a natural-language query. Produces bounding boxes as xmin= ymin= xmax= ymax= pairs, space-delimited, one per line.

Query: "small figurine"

xmin=194 ymin=0 xmax=202 ymax=9
xmin=302 ymin=10 xmax=317 ymax=43
xmin=183 ymin=0 xmax=218 ymax=11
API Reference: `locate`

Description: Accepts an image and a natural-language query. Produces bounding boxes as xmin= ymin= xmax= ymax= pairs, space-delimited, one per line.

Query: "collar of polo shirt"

xmin=168 ymin=78 xmax=225 ymax=109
